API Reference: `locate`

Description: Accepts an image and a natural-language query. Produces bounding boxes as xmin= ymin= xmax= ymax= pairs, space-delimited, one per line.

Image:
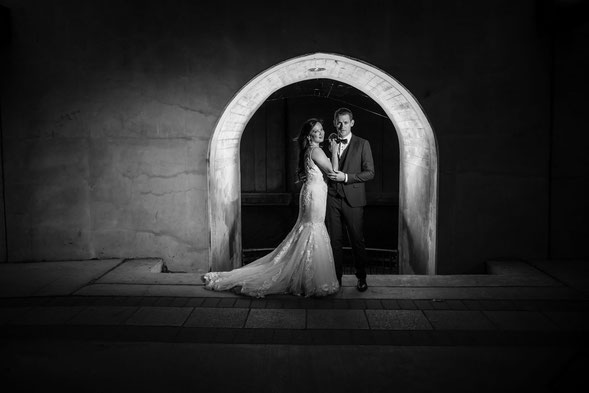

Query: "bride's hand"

xmin=329 ymin=139 xmax=338 ymax=154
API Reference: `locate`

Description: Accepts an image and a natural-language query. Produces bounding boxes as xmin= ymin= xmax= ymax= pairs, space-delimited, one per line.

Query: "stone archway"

xmin=208 ymin=53 xmax=438 ymax=275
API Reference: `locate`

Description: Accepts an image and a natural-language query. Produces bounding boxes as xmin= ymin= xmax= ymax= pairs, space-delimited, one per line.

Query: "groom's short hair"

xmin=334 ymin=107 xmax=354 ymax=122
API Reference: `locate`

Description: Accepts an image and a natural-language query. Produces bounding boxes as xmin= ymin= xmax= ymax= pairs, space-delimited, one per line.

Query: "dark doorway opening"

xmin=240 ymin=79 xmax=400 ymax=274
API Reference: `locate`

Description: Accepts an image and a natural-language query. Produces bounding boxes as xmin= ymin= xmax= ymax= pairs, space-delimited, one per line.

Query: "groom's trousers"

xmin=326 ymin=194 xmax=368 ymax=281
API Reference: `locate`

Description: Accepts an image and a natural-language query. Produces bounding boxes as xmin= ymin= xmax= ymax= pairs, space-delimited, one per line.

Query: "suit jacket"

xmin=326 ymin=134 xmax=375 ymax=207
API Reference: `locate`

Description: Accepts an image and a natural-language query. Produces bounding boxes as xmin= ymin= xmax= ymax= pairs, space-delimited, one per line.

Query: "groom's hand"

xmin=328 ymin=171 xmax=346 ymax=182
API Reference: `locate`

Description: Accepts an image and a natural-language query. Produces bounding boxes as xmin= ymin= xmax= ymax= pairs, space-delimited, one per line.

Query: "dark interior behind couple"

xmin=203 ymin=108 xmax=374 ymax=297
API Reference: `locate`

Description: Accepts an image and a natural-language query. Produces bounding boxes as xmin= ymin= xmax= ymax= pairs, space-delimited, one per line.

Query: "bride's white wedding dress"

xmin=202 ymin=146 xmax=339 ymax=298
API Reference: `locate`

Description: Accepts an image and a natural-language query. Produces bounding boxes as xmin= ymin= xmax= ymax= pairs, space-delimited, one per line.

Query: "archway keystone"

xmin=208 ymin=53 xmax=438 ymax=274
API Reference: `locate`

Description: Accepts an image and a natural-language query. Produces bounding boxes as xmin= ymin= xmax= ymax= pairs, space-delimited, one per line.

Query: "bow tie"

xmin=339 ymin=138 xmax=348 ymax=144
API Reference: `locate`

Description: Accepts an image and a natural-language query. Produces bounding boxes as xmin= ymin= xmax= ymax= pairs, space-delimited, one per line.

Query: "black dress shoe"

xmin=356 ymin=278 xmax=368 ymax=292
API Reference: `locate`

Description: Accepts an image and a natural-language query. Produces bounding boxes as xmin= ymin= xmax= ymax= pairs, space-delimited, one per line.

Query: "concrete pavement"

xmin=0 ymin=258 xmax=588 ymax=392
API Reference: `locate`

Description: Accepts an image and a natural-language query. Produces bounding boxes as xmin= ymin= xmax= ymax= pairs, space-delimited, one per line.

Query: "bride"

xmin=202 ymin=118 xmax=341 ymax=297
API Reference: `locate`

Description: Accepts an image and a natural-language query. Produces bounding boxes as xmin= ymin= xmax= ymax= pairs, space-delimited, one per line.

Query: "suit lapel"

xmin=339 ymin=135 xmax=354 ymax=169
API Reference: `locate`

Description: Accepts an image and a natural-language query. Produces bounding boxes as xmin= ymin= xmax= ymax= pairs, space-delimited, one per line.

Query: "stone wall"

xmin=0 ymin=3 xmax=10 ymax=262
xmin=1 ymin=0 xmax=580 ymax=273
xmin=550 ymin=1 xmax=589 ymax=259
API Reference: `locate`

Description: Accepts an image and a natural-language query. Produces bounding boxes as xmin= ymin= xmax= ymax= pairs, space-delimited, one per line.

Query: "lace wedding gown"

xmin=202 ymin=146 xmax=339 ymax=298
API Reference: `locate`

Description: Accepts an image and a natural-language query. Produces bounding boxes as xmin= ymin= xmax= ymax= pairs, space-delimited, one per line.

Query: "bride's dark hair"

xmin=295 ymin=118 xmax=323 ymax=182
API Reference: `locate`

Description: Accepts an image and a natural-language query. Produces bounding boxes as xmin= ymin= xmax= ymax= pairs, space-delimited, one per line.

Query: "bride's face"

xmin=309 ymin=123 xmax=324 ymax=145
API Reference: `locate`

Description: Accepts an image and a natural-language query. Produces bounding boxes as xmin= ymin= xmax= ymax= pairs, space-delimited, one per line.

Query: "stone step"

xmin=96 ymin=259 xmax=562 ymax=288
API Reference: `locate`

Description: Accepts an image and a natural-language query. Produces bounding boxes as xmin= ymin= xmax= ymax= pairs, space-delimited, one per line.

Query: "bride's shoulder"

xmin=310 ymin=145 xmax=327 ymax=159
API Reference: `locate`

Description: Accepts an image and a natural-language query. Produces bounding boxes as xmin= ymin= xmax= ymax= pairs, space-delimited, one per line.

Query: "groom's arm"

xmin=346 ymin=140 xmax=375 ymax=184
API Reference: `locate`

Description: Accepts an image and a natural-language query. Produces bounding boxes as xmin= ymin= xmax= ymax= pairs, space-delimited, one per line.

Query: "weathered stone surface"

xmin=366 ymin=310 xmax=432 ymax=330
xmin=125 ymin=306 xmax=192 ymax=326
xmin=307 ymin=309 xmax=369 ymax=329
xmin=423 ymin=310 xmax=495 ymax=330
xmin=0 ymin=259 xmax=121 ymax=297
xmin=3 ymin=0 xmax=579 ymax=275
xmin=16 ymin=306 xmax=84 ymax=325
xmin=68 ymin=306 xmax=137 ymax=326
xmin=245 ymin=309 xmax=306 ymax=329
xmin=483 ymin=311 xmax=557 ymax=331
xmin=184 ymin=307 xmax=248 ymax=328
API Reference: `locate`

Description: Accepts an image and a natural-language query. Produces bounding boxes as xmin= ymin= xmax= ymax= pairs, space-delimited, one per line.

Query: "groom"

xmin=326 ymin=107 xmax=375 ymax=291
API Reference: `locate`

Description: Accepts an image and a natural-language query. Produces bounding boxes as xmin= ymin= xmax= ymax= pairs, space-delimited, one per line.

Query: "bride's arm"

xmin=331 ymin=140 xmax=339 ymax=172
xmin=311 ymin=146 xmax=337 ymax=176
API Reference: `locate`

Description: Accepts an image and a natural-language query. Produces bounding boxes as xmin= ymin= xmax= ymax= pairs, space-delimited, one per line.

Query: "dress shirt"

xmin=338 ymin=133 xmax=352 ymax=183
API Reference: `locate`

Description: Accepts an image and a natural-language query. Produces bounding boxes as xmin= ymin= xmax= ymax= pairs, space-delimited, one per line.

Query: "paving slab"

xmin=486 ymin=260 xmax=549 ymax=277
xmin=366 ymin=310 xmax=433 ymax=330
xmin=3 ymin=259 xmax=588 ymax=302
xmin=72 ymin=282 xmax=585 ymax=300
xmin=542 ymin=311 xmax=589 ymax=331
xmin=144 ymin=285 xmax=211 ymax=297
xmin=358 ymin=272 xmax=559 ymax=287
xmin=96 ymin=258 xmax=204 ymax=285
xmin=75 ymin=283 xmax=235 ymax=298
xmin=483 ymin=311 xmax=558 ymax=331
xmin=529 ymin=260 xmax=589 ymax=292
xmin=74 ymin=258 xmax=567 ymax=299
xmin=423 ymin=310 xmax=496 ymax=330
xmin=334 ymin=285 xmax=583 ymax=300
xmin=245 ymin=309 xmax=305 ymax=329
xmin=15 ymin=306 xmax=85 ymax=325
xmin=307 ymin=309 xmax=369 ymax=329
xmin=124 ymin=307 xmax=192 ymax=326
xmin=99 ymin=260 xmax=559 ymax=287
xmin=183 ymin=308 xmax=249 ymax=328
xmin=0 ymin=259 xmax=122 ymax=297
xmin=67 ymin=306 xmax=138 ymax=326
xmin=74 ymin=283 xmax=152 ymax=297
xmin=0 ymin=307 xmax=32 ymax=326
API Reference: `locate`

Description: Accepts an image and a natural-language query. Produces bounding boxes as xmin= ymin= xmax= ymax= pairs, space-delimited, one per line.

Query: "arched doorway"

xmin=208 ymin=53 xmax=438 ymax=275
xmin=240 ymin=79 xmax=401 ymax=273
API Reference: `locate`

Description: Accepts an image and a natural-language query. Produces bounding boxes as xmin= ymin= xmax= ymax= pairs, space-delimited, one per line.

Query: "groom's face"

xmin=335 ymin=114 xmax=354 ymax=138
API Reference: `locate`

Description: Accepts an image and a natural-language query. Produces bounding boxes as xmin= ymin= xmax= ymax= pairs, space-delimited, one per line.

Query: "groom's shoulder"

xmin=353 ymin=134 xmax=370 ymax=145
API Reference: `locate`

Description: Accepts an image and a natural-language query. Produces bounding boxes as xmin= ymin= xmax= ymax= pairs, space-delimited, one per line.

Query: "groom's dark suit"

xmin=325 ymin=134 xmax=374 ymax=282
